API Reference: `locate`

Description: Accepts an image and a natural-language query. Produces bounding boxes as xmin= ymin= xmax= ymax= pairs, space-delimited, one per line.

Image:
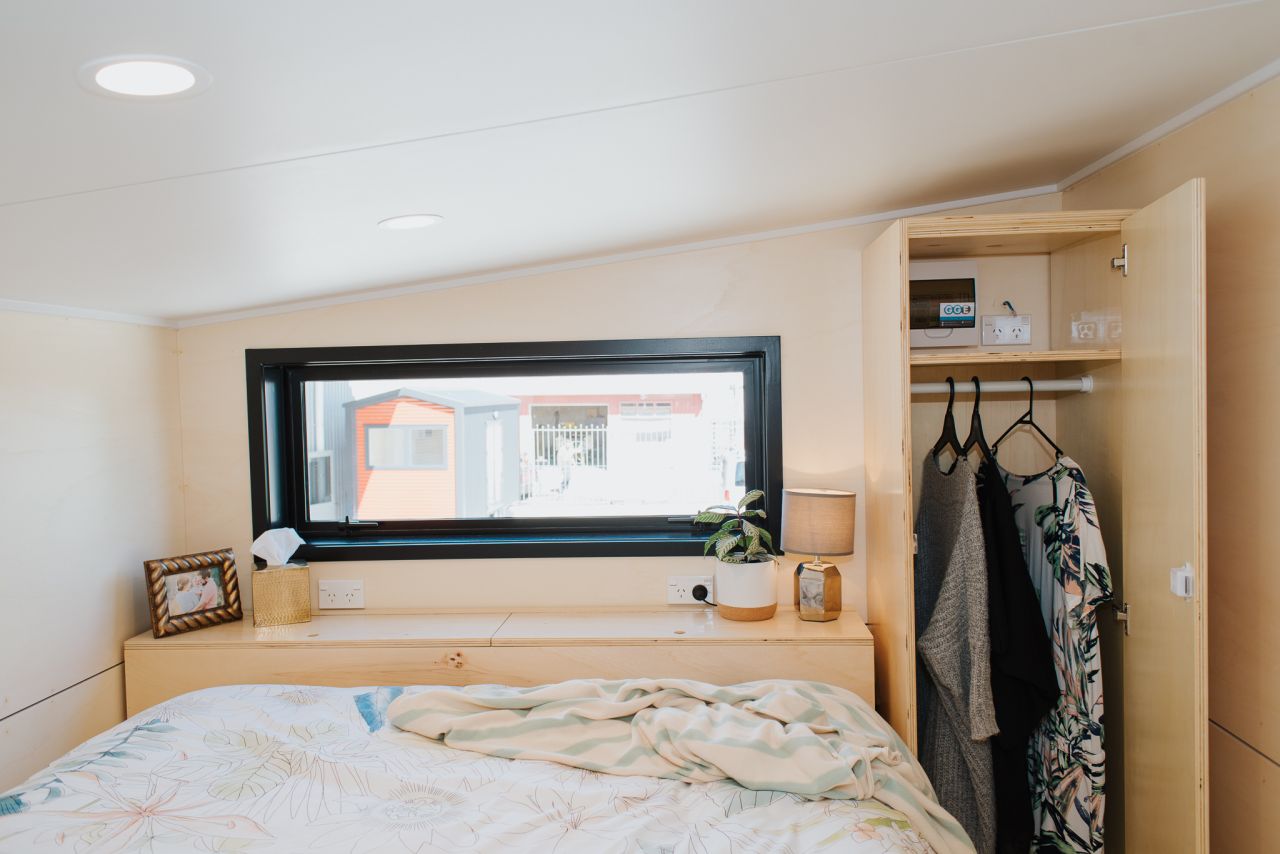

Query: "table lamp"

xmin=781 ymin=488 xmax=856 ymax=622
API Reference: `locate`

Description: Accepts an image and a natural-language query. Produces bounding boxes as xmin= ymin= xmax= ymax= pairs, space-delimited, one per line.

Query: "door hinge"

xmin=1111 ymin=243 xmax=1129 ymax=277
xmin=912 ymin=533 xmax=919 ymax=555
xmin=1112 ymin=601 xmax=1131 ymax=635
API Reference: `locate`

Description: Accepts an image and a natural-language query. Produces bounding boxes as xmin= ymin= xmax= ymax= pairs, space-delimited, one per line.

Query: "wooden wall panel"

xmin=1062 ymin=75 xmax=1280 ymax=765
xmin=0 ymin=666 xmax=126 ymax=791
xmin=1048 ymin=233 xmax=1124 ymax=350
xmin=859 ymin=221 xmax=915 ymax=747
xmin=1209 ymin=722 xmax=1278 ymax=854
xmin=0 ymin=310 xmax=184 ymax=789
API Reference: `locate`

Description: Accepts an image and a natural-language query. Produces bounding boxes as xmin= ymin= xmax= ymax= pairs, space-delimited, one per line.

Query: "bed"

xmin=0 ymin=681 xmax=967 ymax=853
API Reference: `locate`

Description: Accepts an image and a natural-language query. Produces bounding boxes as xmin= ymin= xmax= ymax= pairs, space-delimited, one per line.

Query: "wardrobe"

xmin=860 ymin=180 xmax=1206 ymax=853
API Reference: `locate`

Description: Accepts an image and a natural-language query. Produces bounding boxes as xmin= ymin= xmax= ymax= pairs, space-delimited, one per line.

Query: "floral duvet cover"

xmin=0 ymin=684 xmax=938 ymax=853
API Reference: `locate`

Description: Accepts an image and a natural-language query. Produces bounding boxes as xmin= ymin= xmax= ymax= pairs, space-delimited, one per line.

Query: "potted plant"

xmin=695 ymin=490 xmax=779 ymax=621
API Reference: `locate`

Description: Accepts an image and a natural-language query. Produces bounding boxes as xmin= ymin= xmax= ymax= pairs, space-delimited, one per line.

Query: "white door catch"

xmin=1170 ymin=563 xmax=1194 ymax=599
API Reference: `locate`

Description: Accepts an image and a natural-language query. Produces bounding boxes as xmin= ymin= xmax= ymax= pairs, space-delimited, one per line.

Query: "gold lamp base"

xmin=794 ymin=560 xmax=842 ymax=622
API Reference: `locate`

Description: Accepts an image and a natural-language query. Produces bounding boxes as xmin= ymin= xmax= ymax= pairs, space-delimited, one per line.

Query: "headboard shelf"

xmin=123 ymin=609 xmax=873 ymax=715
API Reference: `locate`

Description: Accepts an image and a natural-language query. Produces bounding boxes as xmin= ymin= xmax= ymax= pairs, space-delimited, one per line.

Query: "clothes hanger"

xmin=961 ymin=375 xmax=994 ymax=462
xmin=930 ymin=377 xmax=963 ymax=461
xmin=993 ymin=376 xmax=1065 ymax=459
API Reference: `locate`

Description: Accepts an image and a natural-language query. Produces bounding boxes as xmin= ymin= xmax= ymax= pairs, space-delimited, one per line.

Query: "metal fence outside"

xmin=531 ymin=425 xmax=608 ymax=469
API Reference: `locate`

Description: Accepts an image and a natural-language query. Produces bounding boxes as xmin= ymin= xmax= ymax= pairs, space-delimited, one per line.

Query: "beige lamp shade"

xmin=780 ymin=488 xmax=856 ymax=557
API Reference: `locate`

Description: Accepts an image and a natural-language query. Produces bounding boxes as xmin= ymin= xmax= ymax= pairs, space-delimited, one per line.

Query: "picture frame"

xmin=144 ymin=548 xmax=243 ymax=637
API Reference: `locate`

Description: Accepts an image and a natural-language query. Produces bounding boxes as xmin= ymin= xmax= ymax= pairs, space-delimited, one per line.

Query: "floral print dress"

xmin=1002 ymin=458 xmax=1113 ymax=854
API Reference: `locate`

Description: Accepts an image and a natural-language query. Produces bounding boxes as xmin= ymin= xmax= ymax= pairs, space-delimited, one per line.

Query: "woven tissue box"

xmin=252 ymin=564 xmax=311 ymax=627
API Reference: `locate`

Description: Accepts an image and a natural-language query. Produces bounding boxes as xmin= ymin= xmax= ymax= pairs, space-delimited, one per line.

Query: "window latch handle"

xmin=340 ymin=516 xmax=380 ymax=530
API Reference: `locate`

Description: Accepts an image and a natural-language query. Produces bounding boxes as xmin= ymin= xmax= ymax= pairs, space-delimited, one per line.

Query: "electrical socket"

xmin=667 ymin=575 xmax=713 ymax=605
xmin=982 ymin=314 xmax=1032 ymax=346
xmin=318 ymin=580 xmax=365 ymax=609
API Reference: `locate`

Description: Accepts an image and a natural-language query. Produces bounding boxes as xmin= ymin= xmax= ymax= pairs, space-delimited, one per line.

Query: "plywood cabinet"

xmin=860 ymin=182 xmax=1208 ymax=852
xmin=123 ymin=609 xmax=875 ymax=716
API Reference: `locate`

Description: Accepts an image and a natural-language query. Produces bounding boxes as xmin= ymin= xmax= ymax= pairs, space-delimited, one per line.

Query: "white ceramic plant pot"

xmin=713 ymin=559 xmax=778 ymax=621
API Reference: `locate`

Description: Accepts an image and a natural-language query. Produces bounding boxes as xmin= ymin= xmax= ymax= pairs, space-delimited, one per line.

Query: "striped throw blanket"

xmin=388 ymin=678 xmax=973 ymax=854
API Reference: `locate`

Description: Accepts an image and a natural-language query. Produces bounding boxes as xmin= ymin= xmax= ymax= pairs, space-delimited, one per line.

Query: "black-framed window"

xmin=246 ymin=336 xmax=782 ymax=560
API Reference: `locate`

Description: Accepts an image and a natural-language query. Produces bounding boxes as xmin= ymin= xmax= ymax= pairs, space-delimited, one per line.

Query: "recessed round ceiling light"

xmin=378 ymin=214 xmax=444 ymax=230
xmin=79 ymin=55 xmax=211 ymax=99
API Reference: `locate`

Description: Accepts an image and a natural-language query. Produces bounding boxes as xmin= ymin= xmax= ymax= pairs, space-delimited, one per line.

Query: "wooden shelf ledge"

xmin=909 ymin=348 xmax=1120 ymax=367
xmin=494 ymin=609 xmax=871 ymax=646
xmin=123 ymin=608 xmax=873 ymax=650
xmin=907 ymin=209 xmax=1134 ymax=239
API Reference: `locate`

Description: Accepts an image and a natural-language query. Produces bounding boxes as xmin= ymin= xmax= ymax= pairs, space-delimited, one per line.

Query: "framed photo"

xmin=144 ymin=548 xmax=243 ymax=637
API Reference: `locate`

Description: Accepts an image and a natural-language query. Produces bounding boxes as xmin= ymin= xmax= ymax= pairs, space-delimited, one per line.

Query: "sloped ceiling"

xmin=1 ymin=0 xmax=1278 ymax=323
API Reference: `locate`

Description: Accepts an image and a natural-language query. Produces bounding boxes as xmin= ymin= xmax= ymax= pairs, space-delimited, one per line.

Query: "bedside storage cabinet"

xmin=123 ymin=609 xmax=875 ymax=716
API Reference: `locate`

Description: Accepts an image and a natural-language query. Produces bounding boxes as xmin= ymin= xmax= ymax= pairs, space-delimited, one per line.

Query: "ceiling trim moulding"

xmin=0 ymin=297 xmax=171 ymax=328
xmin=1057 ymin=54 xmax=1280 ymax=190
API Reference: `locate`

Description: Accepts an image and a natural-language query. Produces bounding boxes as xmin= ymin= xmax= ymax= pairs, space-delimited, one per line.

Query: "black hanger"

xmin=930 ymin=377 xmax=963 ymax=461
xmin=961 ymin=376 xmax=993 ymax=461
xmin=993 ymin=376 xmax=1065 ymax=459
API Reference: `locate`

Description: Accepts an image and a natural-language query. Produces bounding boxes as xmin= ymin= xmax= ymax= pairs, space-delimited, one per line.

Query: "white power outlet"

xmin=982 ymin=314 xmax=1032 ymax=346
xmin=318 ymin=580 xmax=365 ymax=609
xmin=667 ymin=575 xmax=713 ymax=605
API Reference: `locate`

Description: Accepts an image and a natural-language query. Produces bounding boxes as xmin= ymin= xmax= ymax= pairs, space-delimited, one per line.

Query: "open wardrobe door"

xmin=1120 ymin=178 xmax=1208 ymax=852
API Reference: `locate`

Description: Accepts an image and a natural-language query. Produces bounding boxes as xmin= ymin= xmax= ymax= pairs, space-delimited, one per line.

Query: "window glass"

xmin=304 ymin=372 xmax=745 ymax=522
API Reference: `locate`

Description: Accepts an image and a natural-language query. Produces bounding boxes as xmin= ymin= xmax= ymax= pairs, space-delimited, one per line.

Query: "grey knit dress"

xmin=914 ymin=456 xmax=999 ymax=854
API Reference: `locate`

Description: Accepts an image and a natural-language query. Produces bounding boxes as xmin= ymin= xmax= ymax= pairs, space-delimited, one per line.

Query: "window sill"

xmin=295 ymin=532 xmax=708 ymax=561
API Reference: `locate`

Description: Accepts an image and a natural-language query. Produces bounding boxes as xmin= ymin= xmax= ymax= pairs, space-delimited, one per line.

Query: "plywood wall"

xmin=179 ymin=226 xmax=871 ymax=615
xmin=174 ymin=194 xmax=1061 ymax=621
xmin=1062 ymin=73 xmax=1280 ymax=848
xmin=0 ymin=311 xmax=185 ymax=790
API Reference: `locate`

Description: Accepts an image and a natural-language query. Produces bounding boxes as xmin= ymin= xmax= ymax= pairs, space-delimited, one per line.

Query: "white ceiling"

xmin=1 ymin=0 xmax=1278 ymax=323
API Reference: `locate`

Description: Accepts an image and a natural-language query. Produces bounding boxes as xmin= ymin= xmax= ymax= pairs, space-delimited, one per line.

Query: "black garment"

xmin=975 ymin=459 xmax=1059 ymax=854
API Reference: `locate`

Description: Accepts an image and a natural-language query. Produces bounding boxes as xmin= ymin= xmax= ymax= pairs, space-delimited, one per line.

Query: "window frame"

xmin=246 ymin=336 xmax=782 ymax=561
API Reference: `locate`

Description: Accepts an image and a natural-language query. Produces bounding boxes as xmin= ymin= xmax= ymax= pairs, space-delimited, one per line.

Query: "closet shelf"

xmin=909 ymin=348 xmax=1120 ymax=367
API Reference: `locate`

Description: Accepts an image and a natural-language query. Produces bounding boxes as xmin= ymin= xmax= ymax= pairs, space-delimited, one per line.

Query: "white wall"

xmin=0 ymin=312 xmax=185 ymax=790
xmin=176 ymin=193 xmax=1060 ymax=620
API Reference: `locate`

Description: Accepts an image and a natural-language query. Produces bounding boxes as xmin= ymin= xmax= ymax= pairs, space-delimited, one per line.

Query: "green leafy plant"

xmin=695 ymin=489 xmax=777 ymax=563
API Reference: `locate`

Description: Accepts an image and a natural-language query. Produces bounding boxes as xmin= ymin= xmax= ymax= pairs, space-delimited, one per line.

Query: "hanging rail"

xmin=910 ymin=376 xmax=1094 ymax=396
